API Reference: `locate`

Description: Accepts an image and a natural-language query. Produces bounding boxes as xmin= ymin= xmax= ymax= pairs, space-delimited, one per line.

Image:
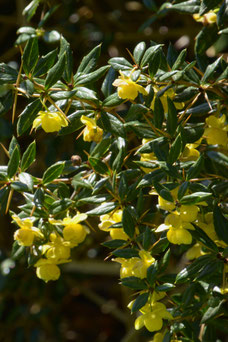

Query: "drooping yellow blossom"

xmin=99 ymin=209 xmax=129 ymax=240
xmin=156 ymin=213 xmax=194 ymax=245
xmin=49 ymin=213 xmax=89 ymax=247
xmin=133 ymin=301 xmax=173 ymax=332
xmin=150 ymin=86 xmax=184 ymax=113
xmin=32 ymin=111 xmax=68 ymax=133
xmin=204 ymin=114 xmax=228 ymax=146
xmin=180 ymin=139 xmax=202 ymax=161
xmin=193 ymin=11 xmax=217 ymax=25
xmin=12 ymin=215 xmax=44 ymax=247
xmin=35 ymin=259 xmax=62 ymax=282
xmin=113 ymin=71 xmax=148 ymax=100
xmin=114 ymin=250 xmax=155 ymax=279
xmin=186 ymin=243 xmax=205 ymax=260
xmin=42 ymin=233 xmax=71 ymax=261
xmin=80 ymin=115 xmax=103 ymax=143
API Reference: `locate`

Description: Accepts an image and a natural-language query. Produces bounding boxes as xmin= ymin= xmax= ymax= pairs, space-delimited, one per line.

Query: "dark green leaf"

xmin=153 ymin=97 xmax=164 ymax=129
xmin=168 ymin=134 xmax=182 ymax=164
xmin=11 ymin=241 xmax=26 ymax=260
xmin=133 ymin=42 xmax=146 ymax=64
xmin=172 ymin=49 xmax=187 ymax=70
xmin=121 ymin=276 xmax=147 ymax=290
xmin=90 ymin=138 xmax=111 ymax=158
xmin=156 ymin=283 xmax=175 ymax=291
xmin=108 ymin=57 xmax=132 ymax=71
xmin=147 ymin=261 xmax=158 ymax=286
xmin=18 ymin=172 xmax=34 ymax=192
xmin=177 ymin=181 xmax=189 ymax=200
xmin=0 ymin=63 xmax=18 ymax=84
xmin=22 ymin=0 xmax=40 ymax=21
xmin=201 ymin=300 xmax=225 ymax=323
xmin=102 ymin=93 xmax=125 ymax=108
xmin=101 ymin=67 xmax=116 ymax=98
xmin=77 ymin=44 xmax=101 ymax=74
xmin=191 ymin=225 xmax=219 ymax=252
xmin=42 ymin=162 xmax=65 ymax=185
xmin=102 ymin=239 xmax=127 ymax=249
xmin=21 ymin=140 xmax=36 ymax=171
xmin=75 ymin=66 xmax=110 ymax=86
xmin=131 ymin=292 xmax=149 ymax=313
xmin=186 ymin=154 xmax=204 ymax=180
xmin=101 ymin=112 xmax=125 ymax=137
xmin=22 ymin=37 xmax=39 ymax=75
xmin=89 ymin=157 xmax=109 ymax=174
xmin=122 ymin=206 xmax=136 ymax=238
xmin=7 ymin=146 xmax=20 ymax=178
xmin=112 ymin=248 xmax=139 ymax=258
xmin=34 ymin=49 xmax=57 ymax=77
xmin=140 ymin=45 xmax=162 ymax=67
xmin=213 ymin=205 xmax=228 ymax=244
xmin=199 ymin=0 xmax=221 ymax=15
xmin=148 ymin=49 xmax=161 ymax=78
xmin=167 ymin=97 xmax=178 ymax=135
xmin=0 ymin=91 xmax=13 ymax=117
xmin=201 ymin=57 xmax=222 ymax=83
xmin=171 ymin=0 xmax=200 ymax=14
xmin=50 ymin=199 xmax=72 ymax=214
xmin=45 ymin=53 xmax=65 ymax=90
xmin=180 ymin=191 xmax=212 ymax=205
xmin=17 ymin=99 xmax=42 ymax=136
xmin=86 ymin=202 xmax=117 ymax=216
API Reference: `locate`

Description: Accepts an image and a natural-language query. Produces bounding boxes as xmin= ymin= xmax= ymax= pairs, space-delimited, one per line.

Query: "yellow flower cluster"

xmin=114 ymin=250 xmax=155 ymax=279
xmin=113 ymin=71 xmax=148 ymax=100
xmin=80 ymin=115 xmax=103 ymax=143
xmin=186 ymin=212 xmax=227 ymax=260
xmin=129 ymin=291 xmax=173 ymax=332
xmin=156 ymin=187 xmax=199 ymax=245
xmin=13 ymin=212 xmax=89 ymax=282
xmin=204 ymin=114 xmax=228 ymax=147
xmin=98 ymin=209 xmax=129 ymax=240
xmin=193 ymin=11 xmax=217 ymax=25
xmin=180 ymin=139 xmax=202 ymax=161
xmin=32 ymin=110 xmax=68 ymax=133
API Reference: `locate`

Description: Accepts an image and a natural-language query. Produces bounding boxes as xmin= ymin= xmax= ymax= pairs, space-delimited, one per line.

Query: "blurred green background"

xmin=0 ymin=1 xmax=227 ymax=341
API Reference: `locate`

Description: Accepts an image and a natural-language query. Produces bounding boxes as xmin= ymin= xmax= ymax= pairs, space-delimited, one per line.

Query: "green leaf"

xmin=0 ymin=91 xmax=13 ymax=117
xmin=124 ymin=121 xmax=157 ymax=138
xmin=171 ymin=0 xmax=200 ymax=14
xmin=118 ymin=173 xmax=128 ymax=201
xmin=168 ymin=134 xmax=182 ymax=164
xmin=108 ymin=57 xmax=132 ymax=71
xmin=11 ymin=241 xmax=26 ymax=260
xmin=90 ymin=138 xmax=111 ymax=158
xmin=21 ymin=140 xmax=36 ymax=171
xmin=195 ymin=25 xmax=218 ymax=67
xmin=7 ymin=146 xmax=20 ymax=178
xmin=102 ymin=93 xmax=125 ymax=108
xmin=18 ymin=172 xmax=34 ymax=192
xmin=167 ymin=97 xmax=178 ymax=135
xmin=148 ymin=49 xmax=161 ymax=78
xmin=156 ymin=283 xmax=175 ymax=291
xmin=177 ymin=181 xmax=189 ymax=200
xmin=153 ymin=97 xmax=164 ymax=129
xmin=17 ymin=26 xmax=36 ymax=35
xmin=89 ymin=157 xmax=109 ymax=174
xmin=186 ymin=154 xmax=204 ymax=180
xmin=0 ymin=63 xmax=18 ymax=84
xmin=147 ymin=261 xmax=158 ymax=286
xmin=17 ymin=99 xmax=42 ymax=136
xmin=86 ymin=202 xmax=117 ymax=216
xmin=22 ymin=37 xmax=39 ymax=75
xmin=77 ymin=195 xmax=110 ymax=205
xmin=102 ymin=239 xmax=127 ymax=249
xmin=213 ymin=206 xmax=228 ymax=244
xmin=101 ymin=67 xmax=116 ymax=98
xmin=192 ymin=225 xmax=219 ymax=252
xmin=58 ymin=36 xmax=73 ymax=83
xmin=9 ymin=136 xmax=20 ymax=157
xmin=77 ymin=44 xmax=101 ymax=74
xmin=201 ymin=56 xmax=222 ymax=83
xmin=201 ymin=300 xmax=225 ymax=323
xmin=45 ymin=53 xmax=66 ymax=90
xmin=140 ymin=45 xmax=162 ymax=67
xmin=112 ymin=248 xmax=139 ymax=258
xmin=217 ymin=0 xmax=228 ymax=28
xmin=199 ymin=0 xmax=221 ymax=15
xmin=121 ymin=276 xmax=147 ymax=290
xmin=75 ymin=87 xmax=99 ymax=104
xmin=101 ymin=112 xmax=125 ymax=137
xmin=50 ymin=199 xmax=72 ymax=215
xmin=34 ymin=188 xmax=44 ymax=208
xmin=180 ymin=191 xmax=212 ymax=205
xmin=131 ymin=292 xmax=149 ymax=313
xmin=22 ymin=0 xmax=40 ymax=21
xmin=137 ymin=169 xmax=165 ymax=188
xmin=42 ymin=162 xmax=65 ymax=185
xmin=34 ymin=49 xmax=57 ymax=77
xmin=181 ymin=124 xmax=204 ymax=143
xmin=75 ymin=66 xmax=110 ymax=86
xmin=133 ymin=42 xmax=146 ymax=64
xmin=172 ymin=49 xmax=187 ymax=70
xmin=154 ymin=183 xmax=174 ymax=202
xmin=122 ymin=206 xmax=136 ymax=238
xmin=38 ymin=4 xmax=60 ymax=27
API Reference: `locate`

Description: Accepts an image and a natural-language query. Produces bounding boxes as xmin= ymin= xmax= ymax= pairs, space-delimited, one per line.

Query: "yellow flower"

xmin=134 ymin=301 xmax=173 ymax=332
xmin=12 ymin=215 xmax=43 ymax=247
xmin=180 ymin=139 xmax=202 ymax=161
xmin=32 ymin=111 xmax=68 ymax=133
xmin=204 ymin=114 xmax=228 ymax=146
xmin=80 ymin=115 xmax=103 ymax=143
xmin=193 ymin=11 xmax=217 ymax=24
xmin=186 ymin=243 xmax=205 ymax=260
xmin=99 ymin=209 xmax=129 ymax=241
xmin=114 ymin=250 xmax=155 ymax=279
xmin=140 ymin=138 xmax=158 ymax=173
xmin=150 ymin=86 xmax=184 ymax=113
xmin=42 ymin=233 xmax=71 ymax=261
xmin=49 ymin=213 xmax=89 ymax=247
xmin=113 ymin=71 xmax=148 ymax=100
xmin=156 ymin=213 xmax=194 ymax=245
xmin=35 ymin=259 xmax=61 ymax=282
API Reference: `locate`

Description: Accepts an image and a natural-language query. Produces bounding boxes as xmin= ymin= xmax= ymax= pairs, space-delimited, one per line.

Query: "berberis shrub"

xmin=0 ymin=0 xmax=228 ymax=341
